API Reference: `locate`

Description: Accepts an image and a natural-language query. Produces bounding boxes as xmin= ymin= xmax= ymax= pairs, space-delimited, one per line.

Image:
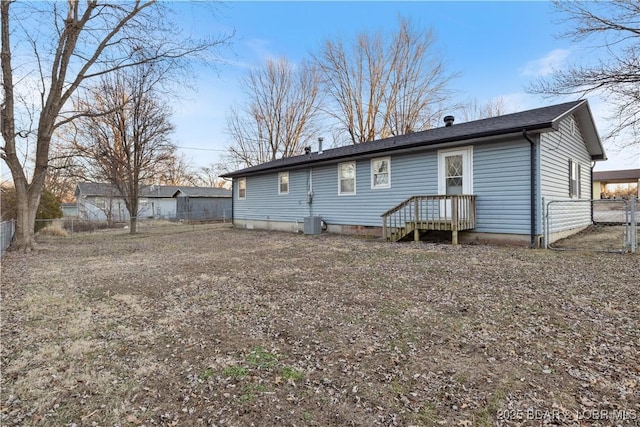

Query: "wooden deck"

xmin=381 ymin=195 xmax=476 ymax=244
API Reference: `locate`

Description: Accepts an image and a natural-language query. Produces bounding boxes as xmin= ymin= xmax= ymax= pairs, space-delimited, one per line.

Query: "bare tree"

xmin=1 ymin=0 xmax=229 ymax=251
xmin=72 ymin=65 xmax=176 ymax=234
xmin=316 ymin=35 xmax=386 ymax=144
xmin=384 ymin=18 xmax=453 ymax=136
xmin=48 ymin=130 xmax=197 ymax=198
xmin=529 ymin=1 xmax=640 ymax=144
xmin=155 ymin=152 xmax=198 ymax=186
xmin=315 ymin=16 xmax=455 ymax=144
xmin=44 ymin=144 xmax=87 ymax=203
xmin=226 ymin=57 xmax=321 ymax=167
xmin=191 ymin=162 xmax=230 ymax=188
xmin=458 ymin=97 xmax=509 ymax=122
xmin=153 ymin=156 xmax=230 ymax=188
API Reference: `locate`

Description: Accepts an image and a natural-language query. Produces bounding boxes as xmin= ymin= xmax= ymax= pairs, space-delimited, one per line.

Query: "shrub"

xmin=37 ymin=223 xmax=69 ymax=237
xmin=62 ymin=219 xmax=114 ymax=233
xmin=1 ymin=186 xmax=63 ymax=232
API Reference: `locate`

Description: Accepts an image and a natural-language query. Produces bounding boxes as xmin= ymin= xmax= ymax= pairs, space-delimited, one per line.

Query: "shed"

xmin=172 ymin=187 xmax=232 ymax=220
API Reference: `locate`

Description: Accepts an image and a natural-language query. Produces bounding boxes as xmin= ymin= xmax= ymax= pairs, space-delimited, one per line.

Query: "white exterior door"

xmin=438 ymin=146 xmax=473 ymax=219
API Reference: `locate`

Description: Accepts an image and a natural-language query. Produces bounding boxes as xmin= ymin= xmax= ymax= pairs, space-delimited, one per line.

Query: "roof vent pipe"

xmin=444 ymin=116 xmax=455 ymax=127
xmin=318 ymin=137 xmax=324 ymax=154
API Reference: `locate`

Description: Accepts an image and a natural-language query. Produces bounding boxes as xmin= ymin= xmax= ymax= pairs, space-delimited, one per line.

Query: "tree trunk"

xmin=3 ymin=0 xmax=229 ymax=256
xmin=13 ymin=182 xmax=43 ymax=252
xmin=129 ymin=216 xmax=137 ymax=234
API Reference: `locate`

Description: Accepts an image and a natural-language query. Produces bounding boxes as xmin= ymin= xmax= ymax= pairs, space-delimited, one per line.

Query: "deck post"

xmin=382 ymin=217 xmax=387 ymax=240
xmin=452 ymin=196 xmax=459 ymax=245
xmin=413 ymin=198 xmax=419 ymax=242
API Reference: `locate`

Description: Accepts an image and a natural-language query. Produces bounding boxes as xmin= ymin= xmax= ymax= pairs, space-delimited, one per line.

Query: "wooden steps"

xmin=381 ymin=195 xmax=477 ymax=244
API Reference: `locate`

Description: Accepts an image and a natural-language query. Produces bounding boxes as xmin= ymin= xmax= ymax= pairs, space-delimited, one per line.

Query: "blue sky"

xmin=169 ymin=1 xmax=638 ymax=172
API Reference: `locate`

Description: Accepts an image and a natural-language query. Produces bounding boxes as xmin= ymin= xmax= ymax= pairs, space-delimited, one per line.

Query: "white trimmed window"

xmin=371 ymin=157 xmax=391 ymax=189
xmin=238 ymin=177 xmax=246 ymax=199
xmin=278 ymin=172 xmax=289 ymax=195
xmin=569 ymin=160 xmax=581 ymax=198
xmin=338 ymin=162 xmax=356 ymax=195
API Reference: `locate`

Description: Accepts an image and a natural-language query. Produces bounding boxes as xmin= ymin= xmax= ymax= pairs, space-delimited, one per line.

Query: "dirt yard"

xmin=1 ymin=224 xmax=639 ymax=426
xmin=550 ymin=225 xmax=636 ymax=252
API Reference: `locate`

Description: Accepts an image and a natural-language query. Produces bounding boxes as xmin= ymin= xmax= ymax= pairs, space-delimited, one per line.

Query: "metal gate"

xmin=544 ymin=197 xmax=637 ymax=253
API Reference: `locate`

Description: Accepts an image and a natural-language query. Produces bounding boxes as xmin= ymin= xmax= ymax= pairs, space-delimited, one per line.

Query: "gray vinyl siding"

xmin=234 ymin=153 xmax=438 ymax=227
xmin=473 ymin=139 xmax=531 ymax=234
xmin=540 ymin=115 xmax=592 ymax=232
xmin=234 ymin=170 xmax=311 ymax=223
xmin=234 ymin=138 xmax=535 ymax=235
xmin=310 ymin=155 xmax=438 ymax=226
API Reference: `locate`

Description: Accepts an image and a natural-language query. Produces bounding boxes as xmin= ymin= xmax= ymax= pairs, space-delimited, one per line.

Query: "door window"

xmin=445 ymin=155 xmax=463 ymax=195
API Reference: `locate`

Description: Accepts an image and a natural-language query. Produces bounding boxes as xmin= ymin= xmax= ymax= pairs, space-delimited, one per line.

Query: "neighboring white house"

xmin=74 ymin=182 xmax=231 ymax=222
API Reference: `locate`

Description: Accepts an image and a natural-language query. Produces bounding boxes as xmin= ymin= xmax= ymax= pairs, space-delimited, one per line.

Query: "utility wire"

xmin=174 ymin=145 xmax=227 ymax=152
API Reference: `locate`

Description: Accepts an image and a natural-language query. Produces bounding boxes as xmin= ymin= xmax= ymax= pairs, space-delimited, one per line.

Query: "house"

xmin=221 ymin=100 xmax=606 ymax=247
xmin=593 ymin=169 xmax=640 ymax=199
xmin=61 ymin=202 xmax=78 ymax=217
xmin=74 ymin=182 xmax=231 ymax=222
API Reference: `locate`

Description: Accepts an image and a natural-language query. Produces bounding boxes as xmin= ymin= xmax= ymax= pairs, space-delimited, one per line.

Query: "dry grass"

xmin=1 ymin=225 xmax=639 ymax=426
xmin=551 ymin=225 xmax=634 ymax=252
xmin=36 ymin=223 xmax=69 ymax=237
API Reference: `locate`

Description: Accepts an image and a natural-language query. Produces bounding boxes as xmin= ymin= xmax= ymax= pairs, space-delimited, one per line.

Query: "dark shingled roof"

xmin=222 ymin=100 xmax=605 ymax=178
xmin=171 ymin=187 xmax=232 ymax=198
xmin=75 ymin=182 xmax=231 ymax=198
xmin=593 ymin=169 xmax=640 ymax=182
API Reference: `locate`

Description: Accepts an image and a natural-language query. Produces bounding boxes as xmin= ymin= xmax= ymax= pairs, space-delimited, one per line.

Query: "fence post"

xmin=0 ymin=220 xmax=16 ymax=255
xmin=631 ymin=196 xmax=637 ymax=253
xmin=542 ymin=197 xmax=547 ymax=249
xmin=413 ymin=198 xmax=419 ymax=242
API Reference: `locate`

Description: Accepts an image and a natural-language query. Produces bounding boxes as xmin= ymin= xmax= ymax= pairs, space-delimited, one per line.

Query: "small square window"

xmin=238 ymin=177 xmax=246 ymax=199
xmin=371 ymin=157 xmax=391 ymax=189
xmin=278 ymin=172 xmax=289 ymax=195
xmin=338 ymin=162 xmax=356 ymax=195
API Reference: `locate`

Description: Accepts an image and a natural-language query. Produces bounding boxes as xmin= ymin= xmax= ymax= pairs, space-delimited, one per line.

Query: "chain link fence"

xmin=545 ymin=197 xmax=638 ymax=253
xmin=35 ymin=209 xmax=233 ymax=237
xmin=1 ymin=220 xmax=16 ymax=256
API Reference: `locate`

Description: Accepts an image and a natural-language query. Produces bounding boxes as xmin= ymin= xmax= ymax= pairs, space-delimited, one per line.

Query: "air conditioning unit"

xmin=303 ymin=216 xmax=322 ymax=235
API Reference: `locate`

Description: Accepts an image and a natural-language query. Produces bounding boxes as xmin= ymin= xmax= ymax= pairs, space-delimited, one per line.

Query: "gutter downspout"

xmin=230 ymin=179 xmax=234 ymax=227
xmin=522 ymin=130 xmax=536 ymax=248
xmin=308 ymin=167 xmax=313 ymax=217
xmin=590 ymin=162 xmax=596 ymax=224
